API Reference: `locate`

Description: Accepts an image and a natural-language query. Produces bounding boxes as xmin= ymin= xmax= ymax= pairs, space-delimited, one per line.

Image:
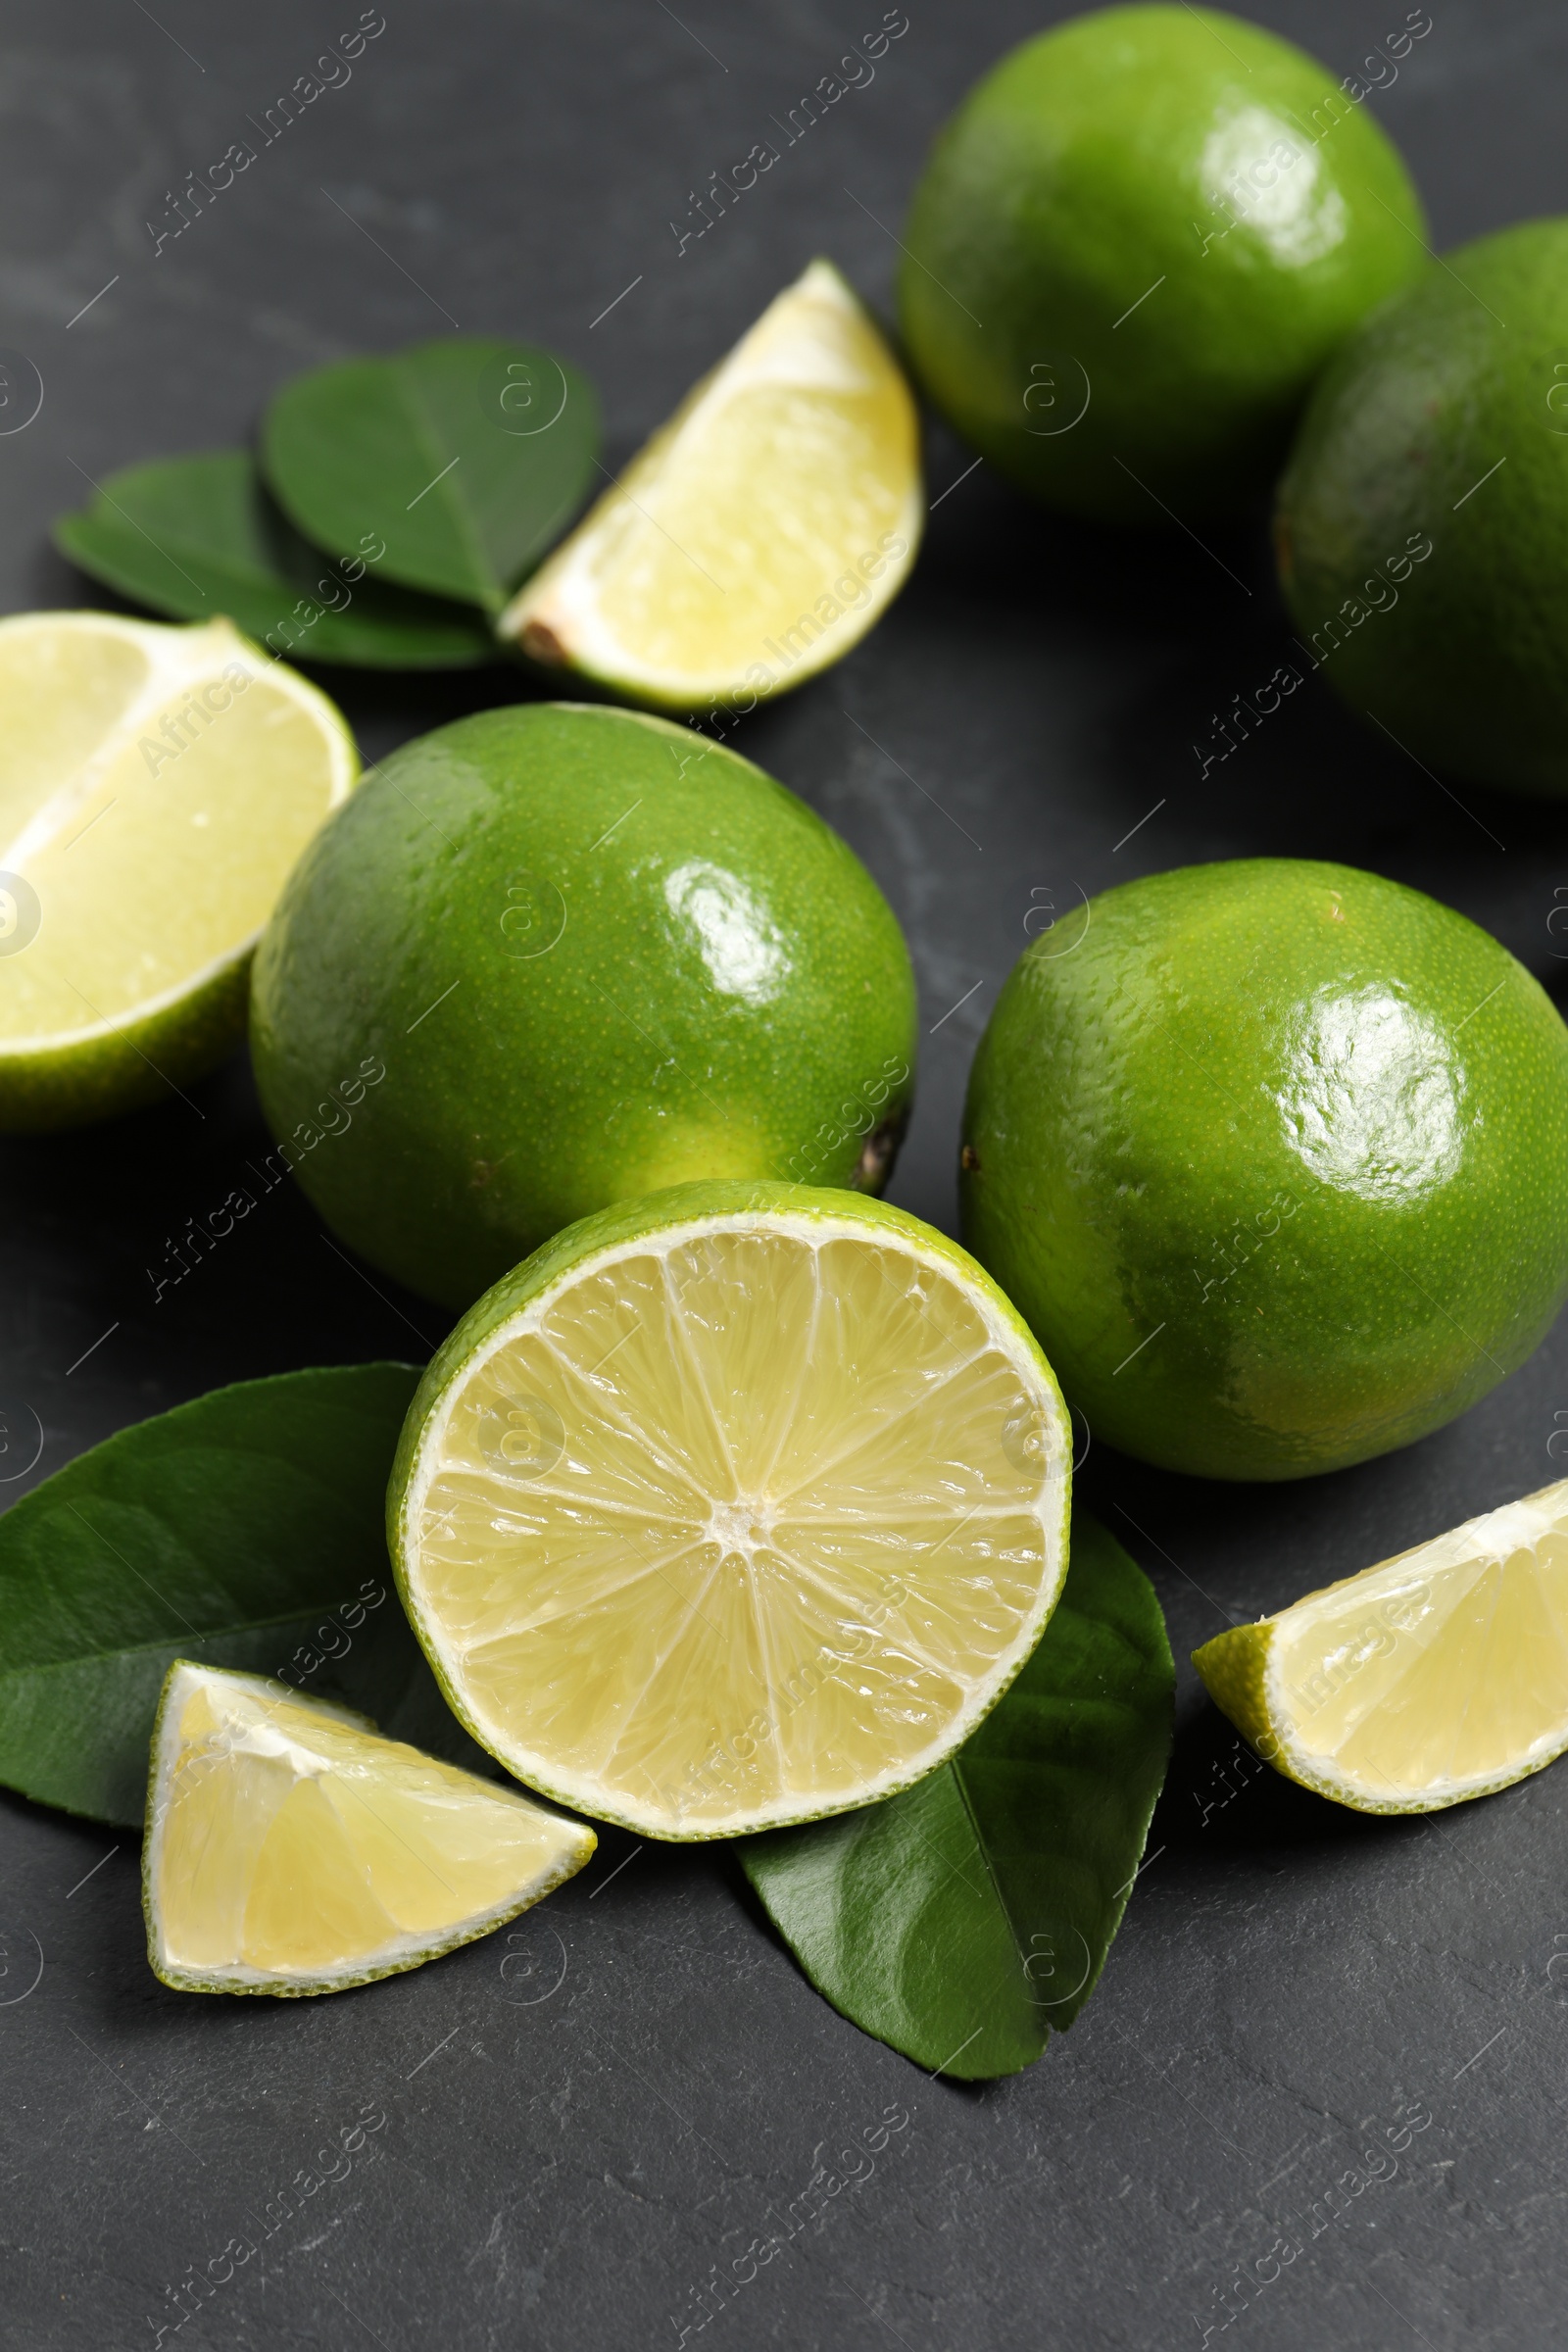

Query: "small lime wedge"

xmin=143 ymin=1661 xmax=594 ymax=1995
xmin=1195 ymin=1479 xmax=1568 ymax=1813
xmin=501 ymin=261 xmax=922 ymax=712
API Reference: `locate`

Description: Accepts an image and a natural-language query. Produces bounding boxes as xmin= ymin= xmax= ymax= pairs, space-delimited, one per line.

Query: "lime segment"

xmin=1195 ymin=1479 xmax=1568 ymax=1812
xmin=501 ymin=261 xmax=922 ymax=711
xmin=144 ymin=1662 xmax=594 ymax=1995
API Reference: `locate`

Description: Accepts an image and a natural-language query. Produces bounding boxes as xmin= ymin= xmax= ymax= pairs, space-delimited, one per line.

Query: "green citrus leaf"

xmin=0 ymin=1363 xmax=495 ymax=1828
xmin=740 ymin=1507 xmax=1174 ymax=2080
xmin=261 ymin=337 xmax=600 ymax=612
xmin=53 ymin=451 xmax=497 ymax=668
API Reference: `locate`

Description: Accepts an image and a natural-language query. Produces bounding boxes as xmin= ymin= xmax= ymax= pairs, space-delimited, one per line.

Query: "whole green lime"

xmin=1277 ymin=219 xmax=1568 ymax=796
xmin=249 ymin=704 xmax=916 ymax=1308
xmin=960 ymin=859 xmax=1568 ymax=1481
xmin=898 ymin=5 xmax=1427 ymax=524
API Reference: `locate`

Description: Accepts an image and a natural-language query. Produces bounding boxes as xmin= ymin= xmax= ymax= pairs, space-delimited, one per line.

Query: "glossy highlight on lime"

xmin=961 ymin=858 xmax=1568 ymax=1481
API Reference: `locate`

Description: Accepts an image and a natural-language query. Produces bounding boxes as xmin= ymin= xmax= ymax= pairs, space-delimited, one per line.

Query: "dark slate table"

xmin=3 ymin=3 xmax=1565 ymax=2344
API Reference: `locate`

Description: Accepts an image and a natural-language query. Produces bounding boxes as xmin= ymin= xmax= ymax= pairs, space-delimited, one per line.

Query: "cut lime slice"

xmin=501 ymin=261 xmax=922 ymax=712
xmin=144 ymin=1662 xmax=594 ymax=1995
xmin=0 ymin=611 xmax=356 ymax=1128
xmin=390 ymin=1181 xmax=1071 ymax=1840
xmin=1195 ymin=1478 xmax=1568 ymax=1813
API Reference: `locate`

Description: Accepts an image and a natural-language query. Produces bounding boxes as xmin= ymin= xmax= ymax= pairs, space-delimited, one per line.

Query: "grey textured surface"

xmin=2 ymin=3 xmax=1567 ymax=2346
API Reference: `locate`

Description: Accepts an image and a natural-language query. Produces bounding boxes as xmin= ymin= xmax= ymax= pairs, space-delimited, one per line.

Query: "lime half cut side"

xmin=390 ymin=1183 xmax=1072 ymax=1840
xmin=144 ymin=1662 xmax=595 ymax=1996
xmin=0 ymin=611 xmax=356 ymax=1129
xmin=1195 ymin=1479 xmax=1568 ymax=1814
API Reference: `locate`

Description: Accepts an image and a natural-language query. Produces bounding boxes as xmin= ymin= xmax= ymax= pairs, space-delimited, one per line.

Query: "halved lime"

xmin=0 ymin=612 xmax=356 ymax=1128
xmin=144 ymin=1662 xmax=594 ymax=1995
xmin=390 ymin=1182 xmax=1071 ymax=1840
xmin=501 ymin=261 xmax=922 ymax=712
xmin=1195 ymin=1479 xmax=1568 ymax=1812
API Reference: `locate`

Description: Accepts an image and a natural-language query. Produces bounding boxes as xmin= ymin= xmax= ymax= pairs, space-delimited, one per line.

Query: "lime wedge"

xmin=501 ymin=261 xmax=922 ymax=712
xmin=144 ymin=1662 xmax=594 ymax=1995
xmin=390 ymin=1181 xmax=1071 ymax=1841
xmin=0 ymin=611 xmax=356 ymax=1128
xmin=1195 ymin=1479 xmax=1568 ymax=1813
